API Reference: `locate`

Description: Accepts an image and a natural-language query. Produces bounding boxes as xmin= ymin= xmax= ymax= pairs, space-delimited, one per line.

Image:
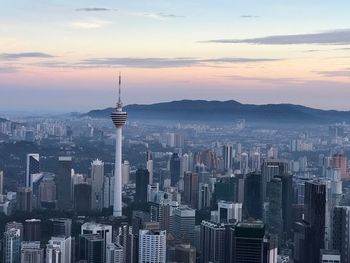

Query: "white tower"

xmin=111 ymin=73 xmax=128 ymax=217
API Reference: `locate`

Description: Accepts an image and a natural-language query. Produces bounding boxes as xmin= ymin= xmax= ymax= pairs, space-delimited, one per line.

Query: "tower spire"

xmin=117 ymin=72 xmax=123 ymax=110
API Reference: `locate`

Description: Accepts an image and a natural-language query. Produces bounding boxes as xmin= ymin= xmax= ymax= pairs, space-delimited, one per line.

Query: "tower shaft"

xmin=113 ymin=127 xmax=123 ymax=217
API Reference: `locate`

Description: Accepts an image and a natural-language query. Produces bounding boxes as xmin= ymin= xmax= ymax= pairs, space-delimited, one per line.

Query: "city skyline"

xmin=1 ymin=0 xmax=350 ymax=111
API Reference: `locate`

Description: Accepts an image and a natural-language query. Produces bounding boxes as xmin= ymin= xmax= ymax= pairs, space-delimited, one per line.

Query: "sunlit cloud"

xmin=68 ymin=19 xmax=110 ymax=29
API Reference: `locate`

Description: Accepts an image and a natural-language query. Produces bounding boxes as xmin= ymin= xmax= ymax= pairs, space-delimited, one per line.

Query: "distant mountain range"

xmin=83 ymin=100 xmax=350 ymax=124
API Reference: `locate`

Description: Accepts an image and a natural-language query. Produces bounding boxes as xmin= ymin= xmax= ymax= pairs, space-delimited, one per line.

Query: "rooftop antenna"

xmin=117 ymin=72 xmax=122 ymax=110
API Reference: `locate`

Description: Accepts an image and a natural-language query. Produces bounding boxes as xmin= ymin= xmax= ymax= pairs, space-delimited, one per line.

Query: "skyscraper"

xmin=331 ymin=154 xmax=349 ymax=180
xmin=0 ymin=170 xmax=3 ymax=195
xmin=122 ymin=160 xmax=130 ymax=185
xmin=244 ymin=172 xmax=263 ymax=220
xmin=147 ymin=151 xmax=154 ymax=184
xmin=51 ymin=218 xmax=72 ymax=237
xmin=56 ymin=156 xmax=72 ymax=210
xmin=78 ymin=234 xmax=104 ymax=263
xmin=170 ymin=153 xmax=181 ymax=186
xmin=111 ymin=73 xmax=128 ymax=218
xmin=217 ymin=201 xmax=242 ymax=223
xmin=135 ymin=168 xmax=150 ymax=204
xmin=16 ymin=187 xmax=32 ymax=212
xmin=23 ymin=219 xmax=41 ymax=242
xmin=223 ymin=144 xmax=233 ymax=171
xmin=267 ymin=177 xmax=283 ymax=239
xmin=304 ymin=181 xmax=327 ymax=263
xmin=3 ymin=227 xmax=21 ymax=263
xmin=91 ymin=159 xmax=104 ymax=211
xmin=115 ymin=223 xmax=134 ymax=263
xmin=21 ymin=241 xmax=44 ymax=263
xmin=139 ymin=230 xmax=166 ymax=263
xmin=45 ymin=244 xmax=62 ymax=263
xmin=26 ymin=153 xmax=39 ymax=188
xmin=332 ymin=206 xmax=350 ymax=263
xmin=198 ymin=183 xmax=211 ymax=210
xmin=47 ymin=236 xmax=71 ymax=263
xmin=74 ymin=182 xmax=92 ymax=213
xmin=174 ymin=206 xmax=196 ymax=245
xmin=106 ymin=243 xmax=124 ymax=263
xmin=183 ymin=172 xmax=199 ymax=209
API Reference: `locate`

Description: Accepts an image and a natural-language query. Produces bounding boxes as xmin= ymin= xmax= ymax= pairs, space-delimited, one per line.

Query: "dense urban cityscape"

xmin=1 ymin=78 xmax=350 ymax=263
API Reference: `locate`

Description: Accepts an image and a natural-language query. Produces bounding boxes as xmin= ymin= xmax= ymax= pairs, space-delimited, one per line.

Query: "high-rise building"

xmin=122 ymin=160 xmax=130 ymax=185
xmin=56 ymin=157 xmax=72 ymax=210
xmin=267 ymin=177 xmax=283 ymax=238
xmin=3 ymin=227 xmax=21 ymax=263
xmin=111 ymin=73 xmax=128 ymax=217
xmin=23 ymin=219 xmax=41 ymax=242
xmin=74 ymin=182 xmax=92 ymax=213
xmin=293 ymin=221 xmax=312 ymax=263
xmin=139 ymin=230 xmax=166 ymax=263
xmin=251 ymin=152 xmax=261 ymax=172
xmin=304 ymin=181 xmax=327 ymax=263
xmin=38 ymin=176 xmax=56 ymax=208
xmin=230 ymin=221 xmax=276 ymax=263
xmin=320 ymin=249 xmax=341 ymax=263
xmin=106 ymin=243 xmax=124 ymax=263
xmin=223 ymin=144 xmax=233 ymax=171
xmin=81 ymin=222 xmax=112 ymax=261
xmin=244 ymin=172 xmax=263 ymax=220
xmin=200 ymin=221 xmax=233 ymax=263
xmin=184 ymin=172 xmax=199 ymax=209
xmin=174 ymin=243 xmax=196 ymax=263
xmin=0 ymin=170 xmax=3 ymax=195
xmin=174 ymin=206 xmax=196 ymax=245
xmin=217 ymin=201 xmax=242 ymax=223
xmin=332 ymin=206 xmax=350 ymax=263
xmin=198 ymin=183 xmax=211 ymax=210
xmin=213 ymin=177 xmax=237 ymax=204
xmin=51 ymin=218 xmax=72 ymax=237
xmin=147 ymin=151 xmax=154 ymax=184
xmin=91 ymin=159 xmax=104 ymax=211
xmin=103 ymin=175 xmax=114 ymax=208
xmin=170 ymin=153 xmax=181 ymax=186
xmin=261 ymin=159 xmax=288 ymax=202
xmin=16 ymin=187 xmax=32 ymax=212
xmin=115 ymin=223 xmax=134 ymax=263
xmin=47 ymin=236 xmax=71 ymax=263
xmin=240 ymin=153 xmax=249 ymax=174
xmin=26 ymin=153 xmax=39 ymax=188
xmin=135 ymin=168 xmax=149 ymax=203
xmin=78 ymin=234 xmax=104 ymax=263
xmin=21 ymin=241 xmax=44 ymax=263
xmin=45 ymin=244 xmax=62 ymax=263
xmin=331 ymin=154 xmax=349 ymax=180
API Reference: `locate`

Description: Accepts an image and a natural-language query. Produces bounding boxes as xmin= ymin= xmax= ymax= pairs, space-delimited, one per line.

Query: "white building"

xmin=218 ymin=201 xmax=242 ymax=223
xmin=139 ymin=230 xmax=166 ymax=263
xmin=47 ymin=236 xmax=71 ymax=263
xmin=106 ymin=243 xmax=124 ymax=263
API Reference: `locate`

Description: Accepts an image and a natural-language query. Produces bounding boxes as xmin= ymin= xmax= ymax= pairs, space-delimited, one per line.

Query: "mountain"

xmin=83 ymin=100 xmax=350 ymax=124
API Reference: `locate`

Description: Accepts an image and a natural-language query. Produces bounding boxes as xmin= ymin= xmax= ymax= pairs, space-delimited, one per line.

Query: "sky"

xmin=1 ymin=0 xmax=350 ymax=112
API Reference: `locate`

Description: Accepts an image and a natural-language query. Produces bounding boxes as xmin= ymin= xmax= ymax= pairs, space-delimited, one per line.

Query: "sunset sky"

xmin=1 ymin=0 xmax=350 ymax=111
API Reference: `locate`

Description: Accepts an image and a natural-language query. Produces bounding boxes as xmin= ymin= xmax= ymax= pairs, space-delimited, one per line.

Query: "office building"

xmin=122 ymin=160 xmax=130 ymax=185
xmin=170 ymin=153 xmax=181 ymax=186
xmin=135 ymin=168 xmax=149 ymax=203
xmin=223 ymin=144 xmax=233 ymax=171
xmin=184 ymin=172 xmax=199 ymax=209
xmin=267 ymin=177 xmax=283 ymax=238
xmin=115 ymin=223 xmax=134 ymax=263
xmin=139 ymin=230 xmax=166 ymax=263
xmin=304 ymin=181 xmax=327 ymax=263
xmin=200 ymin=221 xmax=233 ymax=263
xmin=244 ymin=172 xmax=263 ymax=220
xmin=320 ymin=249 xmax=341 ymax=263
xmin=293 ymin=221 xmax=312 ymax=263
xmin=111 ymin=73 xmax=128 ymax=217
xmin=26 ymin=153 xmax=39 ymax=188
xmin=174 ymin=206 xmax=196 ymax=245
xmin=38 ymin=176 xmax=56 ymax=207
xmin=16 ymin=187 xmax=32 ymax=212
xmin=20 ymin=241 xmax=44 ymax=263
xmin=78 ymin=234 xmax=104 ymax=263
xmin=332 ymin=206 xmax=350 ymax=263
xmin=174 ymin=243 xmax=196 ymax=263
xmin=47 ymin=236 xmax=71 ymax=263
xmin=147 ymin=151 xmax=154 ymax=184
xmin=0 ymin=170 xmax=3 ymax=195
xmin=51 ymin=218 xmax=72 ymax=237
xmin=91 ymin=159 xmax=104 ymax=211
xmin=3 ymin=227 xmax=21 ymax=263
xmin=198 ymin=183 xmax=211 ymax=210
xmin=331 ymin=154 xmax=349 ymax=180
xmin=218 ymin=201 xmax=242 ymax=223
xmin=56 ymin=157 xmax=72 ymax=210
xmin=23 ymin=219 xmax=41 ymax=242
xmin=74 ymin=182 xmax=92 ymax=213
xmin=106 ymin=243 xmax=124 ymax=263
